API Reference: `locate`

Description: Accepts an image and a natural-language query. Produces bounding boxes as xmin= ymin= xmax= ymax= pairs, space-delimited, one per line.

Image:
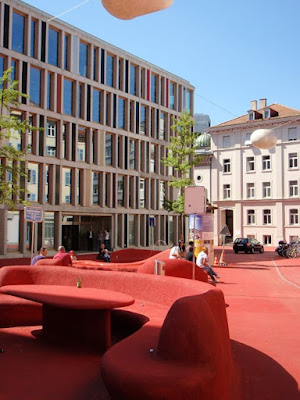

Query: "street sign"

xmin=24 ymin=206 xmax=43 ymax=223
xmin=184 ymin=186 xmax=206 ymax=215
xmin=219 ymin=224 xmax=231 ymax=236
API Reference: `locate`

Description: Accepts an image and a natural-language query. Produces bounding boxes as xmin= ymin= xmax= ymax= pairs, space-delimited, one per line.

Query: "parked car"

xmin=233 ymin=238 xmax=264 ymax=254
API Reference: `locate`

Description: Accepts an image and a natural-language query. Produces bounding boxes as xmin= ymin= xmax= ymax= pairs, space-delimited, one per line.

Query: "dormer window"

xmin=248 ymin=110 xmax=262 ymax=121
xmin=264 ymin=109 xmax=270 ymax=118
xmin=249 ymin=112 xmax=254 ymax=121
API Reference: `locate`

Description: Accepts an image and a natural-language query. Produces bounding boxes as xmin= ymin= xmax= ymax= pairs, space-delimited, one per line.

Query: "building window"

xmin=247 ymin=210 xmax=255 ymax=225
xmin=140 ymin=105 xmax=146 ymax=134
xmin=78 ymin=127 xmax=86 ymax=162
xmin=223 ymin=135 xmax=230 ymax=148
xmin=117 ymin=176 xmax=124 ymax=207
xmin=30 ymin=67 xmax=41 ymax=106
xmin=263 ymin=235 xmax=272 ymax=245
xmin=130 ymin=64 xmax=136 ymax=95
xmin=159 ymin=112 xmax=165 ymax=140
xmin=12 ymin=12 xmax=25 ymax=54
xmin=263 ymin=209 xmax=271 ymax=225
xmin=92 ymin=89 xmax=101 ymax=122
xmin=63 ymin=79 xmax=73 ymax=115
xmin=249 ymin=112 xmax=254 ymax=121
xmin=106 ymin=54 xmax=114 ymax=87
xmin=223 ymin=159 xmax=231 ymax=173
xmin=289 ymin=153 xmax=298 ymax=169
xmin=139 ymin=178 xmax=145 ymax=208
xmin=63 ymin=168 xmax=72 ymax=203
xmin=246 ymin=156 xmax=255 ymax=172
xmin=288 ymin=127 xmax=297 ymax=141
xmin=169 ymin=82 xmax=175 ymax=110
xmin=262 ymin=182 xmax=271 ymax=198
xmin=128 ymin=215 xmax=135 ymax=246
xmin=129 ymin=139 xmax=135 ymax=169
xmin=289 ymin=180 xmax=299 ymax=197
xmin=264 ymin=110 xmax=270 ymax=118
xmin=27 ymin=163 xmax=38 ymax=202
xmin=45 ymin=165 xmax=49 ymax=203
xmin=47 ymin=72 xmax=53 ymax=110
xmin=46 ymin=120 xmax=57 ymax=157
xmin=30 ymin=19 xmax=37 ymax=58
xmin=64 ymin=35 xmax=69 ymax=70
xmin=79 ymin=42 xmax=88 ymax=77
xmin=48 ymin=28 xmax=59 ymax=66
xmin=105 ymin=134 xmax=112 ymax=165
xmin=92 ymin=172 xmax=100 ymax=205
xmin=118 ymin=98 xmax=125 ymax=129
xmin=159 ymin=181 xmax=165 ymax=209
xmin=186 ymin=90 xmax=191 ymax=112
xmin=262 ymin=155 xmax=271 ymax=170
xmin=78 ymin=83 xmax=83 ymax=118
xmin=223 ymin=184 xmax=231 ymax=199
xmin=151 ymin=74 xmax=157 ymax=103
xmin=290 ymin=209 xmax=299 ymax=225
xmin=150 ymin=144 xmax=156 ymax=173
xmin=247 ymin=183 xmax=255 ymax=198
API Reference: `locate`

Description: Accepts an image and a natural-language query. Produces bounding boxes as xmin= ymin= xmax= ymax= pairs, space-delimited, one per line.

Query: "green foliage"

xmin=0 ymin=68 xmax=31 ymax=209
xmin=161 ymin=109 xmax=204 ymax=238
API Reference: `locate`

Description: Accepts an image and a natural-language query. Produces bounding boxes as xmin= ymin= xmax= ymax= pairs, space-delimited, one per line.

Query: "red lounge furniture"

xmin=0 ymin=265 xmax=233 ymax=400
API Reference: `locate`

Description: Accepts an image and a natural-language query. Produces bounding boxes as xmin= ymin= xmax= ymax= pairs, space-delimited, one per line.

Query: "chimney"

xmin=250 ymin=100 xmax=257 ymax=111
xmin=259 ymin=98 xmax=267 ymax=109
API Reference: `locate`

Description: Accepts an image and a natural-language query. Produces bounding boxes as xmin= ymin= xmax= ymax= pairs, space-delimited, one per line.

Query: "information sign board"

xmin=24 ymin=206 xmax=43 ymax=223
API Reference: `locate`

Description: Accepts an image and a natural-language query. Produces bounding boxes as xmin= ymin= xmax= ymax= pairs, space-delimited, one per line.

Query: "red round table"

xmin=0 ymin=285 xmax=134 ymax=352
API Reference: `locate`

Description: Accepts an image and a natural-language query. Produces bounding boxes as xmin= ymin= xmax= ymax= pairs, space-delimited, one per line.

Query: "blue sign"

xmin=25 ymin=206 xmax=43 ymax=223
xmin=149 ymin=216 xmax=155 ymax=227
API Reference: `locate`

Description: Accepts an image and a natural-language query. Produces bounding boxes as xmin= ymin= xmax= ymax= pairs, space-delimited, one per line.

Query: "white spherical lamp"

xmin=250 ymin=129 xmax=277 ymax=149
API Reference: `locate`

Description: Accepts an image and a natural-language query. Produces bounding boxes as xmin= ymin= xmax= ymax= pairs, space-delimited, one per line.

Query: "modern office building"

xmin=194 ymin=113 xmax=211 ymax=133
xmin=195 ymin=99 xmax=300 ymax=246
xmin=0 ymin=0 xmax=194 ymax=255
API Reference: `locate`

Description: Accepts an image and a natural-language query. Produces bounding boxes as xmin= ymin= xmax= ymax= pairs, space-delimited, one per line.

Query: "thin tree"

xmin=162 ymin=109 xmax=203 ymax=240
xmin=0 ymin=68 xmax=32 ymax=208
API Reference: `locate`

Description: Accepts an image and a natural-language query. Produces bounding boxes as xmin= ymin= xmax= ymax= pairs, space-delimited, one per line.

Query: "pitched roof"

xmin=213 ymin=104 xmax=300 ymax=128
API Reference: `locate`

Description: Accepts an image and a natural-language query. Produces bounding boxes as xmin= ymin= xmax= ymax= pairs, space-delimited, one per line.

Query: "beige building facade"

xmin=0 ymin=0 xmax=194 ymax=255
xmin=195 ymin=99 xmax=300 ymax=246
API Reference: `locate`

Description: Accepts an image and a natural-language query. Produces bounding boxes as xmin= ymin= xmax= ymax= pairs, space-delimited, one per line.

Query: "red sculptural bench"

xmin=0 ymin=265 xmax=232 ymax=399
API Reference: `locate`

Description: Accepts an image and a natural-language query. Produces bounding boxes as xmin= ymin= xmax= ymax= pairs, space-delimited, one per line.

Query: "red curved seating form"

xmin=0 ymin=265 xmax=233 ymax=399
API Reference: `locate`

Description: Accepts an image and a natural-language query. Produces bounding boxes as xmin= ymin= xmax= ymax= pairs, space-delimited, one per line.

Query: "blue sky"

xmin=23 ymin=0 xmax=300 ymax=126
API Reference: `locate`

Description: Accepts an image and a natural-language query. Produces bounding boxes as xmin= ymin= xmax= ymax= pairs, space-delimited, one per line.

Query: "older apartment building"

xmin=195 ymin=99 xmax=300 ymax=246
xmin=0 ymin=0 xmax=194 ymax=255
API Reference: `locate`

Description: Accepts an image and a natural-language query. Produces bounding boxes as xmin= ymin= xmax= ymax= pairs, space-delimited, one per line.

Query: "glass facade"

xmin=27 ymin=163 xmax=39 ymax=202
xmin=117 ymin=176 xmax=124 ymax=207
xmin=106 ymin=54 xmax=114 ymax=87
xmin=140 ymin=106 xmax=146 ymax=134
xmin=128 ymin=215 xmax=135 ymax=246
xmin=47 ymin=73 xmax=52 ymax=110
xmin=169 ymin=82 xmax=175 ymax=110
xmin=105 ymin=134 xmax=112 ymax=165
xmin=64 ymin=35 xmax=69 ymax=70
xmin=79 ymin=42 xmax=88 ymax=77
xmin=78 ymin=127 xmax=86 ymax=162
xmin=46 ymin=120 xmax=57 ymax=157
xmin=92 ymin=89 xmax=101 ymax=122
xmin=48 ymin=28 xmax=59 ymax=66
xmin=129 ymin=139 xmax=135 ymax=169
xmin=130 ymin=65 xmax=136 ymax=95
xmin=12 ymin=12 xmax=25 ymax=54
xmin=151 ymin=74 xmax=157 ymax=103
xmin=30 ymin=67 xmax=41 ymax=106
xmin=118 ymin=98 xmax=125 ymax=129
xmin=92 ymin=172 xmax=100 ymax=205
xmin=63 ymin=79 xmax=73 ymax=115
xmin=30 ymin=19 xmax=36 ymax=58
xmin=62 ymin=167 xmax=72 ymax=203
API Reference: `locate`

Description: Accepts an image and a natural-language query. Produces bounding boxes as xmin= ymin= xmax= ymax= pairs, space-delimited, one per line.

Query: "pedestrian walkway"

xmin=213 ymin=247 xmax=300 ymax=400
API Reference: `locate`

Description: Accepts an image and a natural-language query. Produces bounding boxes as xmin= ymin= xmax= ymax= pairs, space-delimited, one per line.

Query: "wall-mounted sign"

xmin=24 ymin=206 xmax=43 ymax=223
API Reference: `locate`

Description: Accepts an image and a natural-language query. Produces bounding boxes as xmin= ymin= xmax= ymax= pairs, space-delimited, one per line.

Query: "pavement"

xmin=213 ymin=246 xmax=300 ymax=400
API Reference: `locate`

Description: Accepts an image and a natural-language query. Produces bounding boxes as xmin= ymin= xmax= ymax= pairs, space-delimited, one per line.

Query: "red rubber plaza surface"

xmin=213 ymin=246 xmax=300 ymax=400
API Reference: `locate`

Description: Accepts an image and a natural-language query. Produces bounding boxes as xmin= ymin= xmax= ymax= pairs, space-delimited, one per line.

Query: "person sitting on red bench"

xmin=53 ymin=246 xmax=72 ymax=266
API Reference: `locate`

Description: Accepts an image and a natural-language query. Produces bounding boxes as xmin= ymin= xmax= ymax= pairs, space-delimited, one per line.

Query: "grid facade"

xmin=0 ymin=0 xmax=194 ymax=254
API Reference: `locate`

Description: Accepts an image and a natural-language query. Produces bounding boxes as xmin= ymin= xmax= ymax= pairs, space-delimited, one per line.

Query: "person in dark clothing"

xmin=185 ymin=241 xmax=196 ymax=262
xmin=96 ymin=243 xmax=110 ymax=262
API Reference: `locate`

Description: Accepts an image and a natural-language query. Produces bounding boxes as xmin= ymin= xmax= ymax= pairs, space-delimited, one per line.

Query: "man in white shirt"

xmin=196 ymin=247 xmax=220 ymax=283
xmin=169 ymin=243 xmax=180 ymax=259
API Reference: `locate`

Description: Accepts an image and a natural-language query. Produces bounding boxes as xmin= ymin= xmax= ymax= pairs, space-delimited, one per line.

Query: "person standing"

xmin=97 ymin=231 xmax=104 ymax=251
xmin=104 ymin=229 xmax=110 ymax=251
xmin=88 ymin=227 xmax=94 ymax=251
xmin=196 ymin=247 xmax=220 ymax=283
